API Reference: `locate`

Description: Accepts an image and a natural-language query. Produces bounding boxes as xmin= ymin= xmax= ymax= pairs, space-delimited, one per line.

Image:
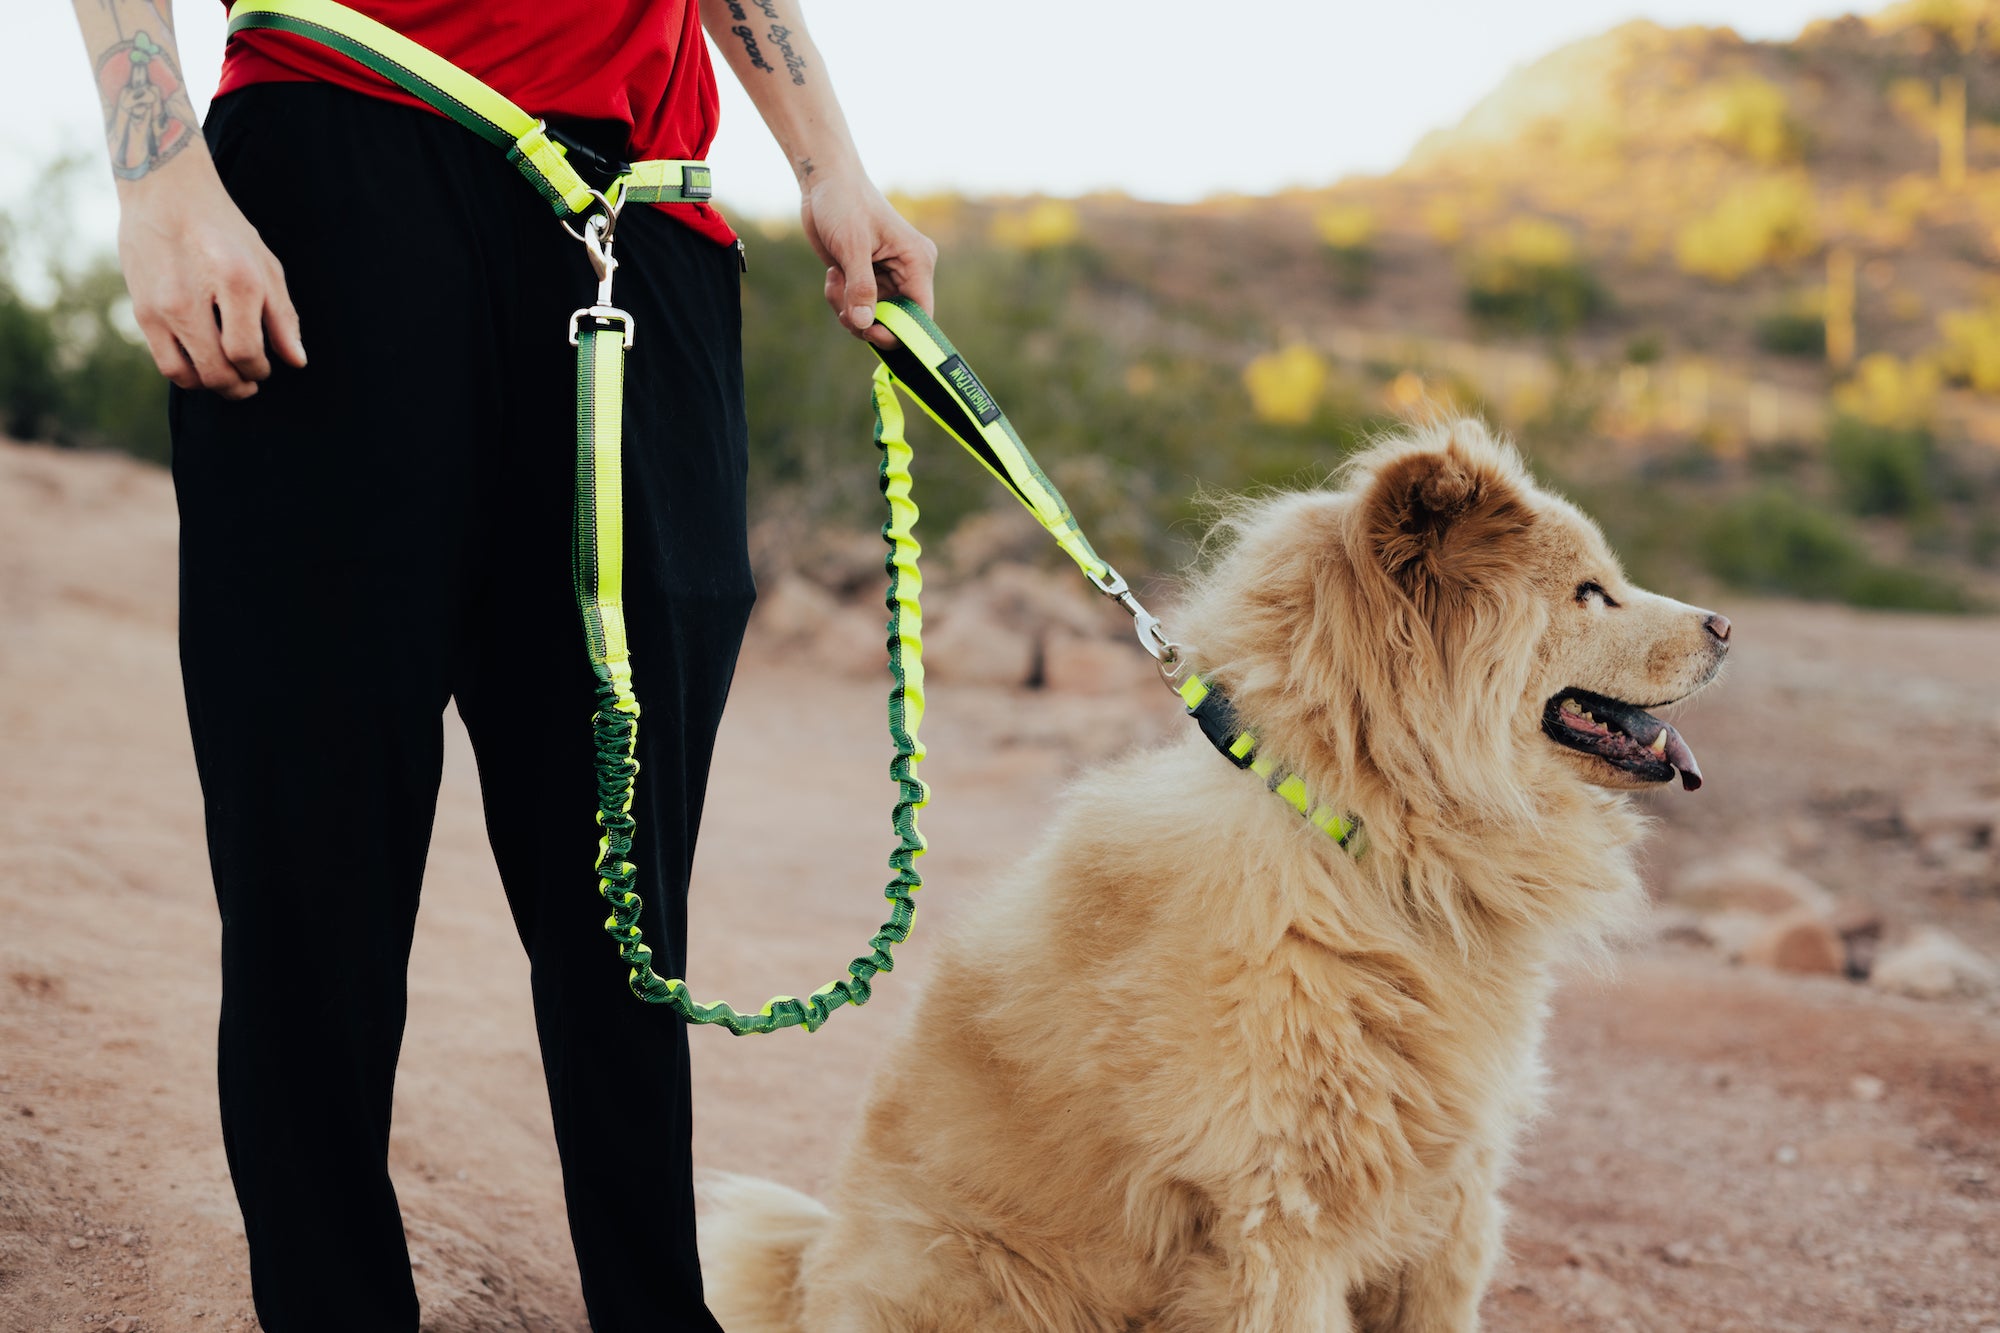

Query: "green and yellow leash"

xmin=225 ymin=0 xmax=1361 ymax=1039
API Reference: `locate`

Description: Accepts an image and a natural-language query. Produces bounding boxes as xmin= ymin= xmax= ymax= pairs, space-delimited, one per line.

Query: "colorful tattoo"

xmin=98 ymin=30 xmax=195 ymax=180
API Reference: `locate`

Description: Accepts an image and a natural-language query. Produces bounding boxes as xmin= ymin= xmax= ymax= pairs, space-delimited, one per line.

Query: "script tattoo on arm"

xmin=95 ymin=24 xmax=197 ymax=180
xmin=729 ymin=23 xmax=775 ymax=74
xmin=766 ymin=23 xmax=807 ymax=85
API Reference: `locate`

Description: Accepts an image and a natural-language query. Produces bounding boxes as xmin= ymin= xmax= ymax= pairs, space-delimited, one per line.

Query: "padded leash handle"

xmin=868 ymin=300 xmax=1183 ymax=672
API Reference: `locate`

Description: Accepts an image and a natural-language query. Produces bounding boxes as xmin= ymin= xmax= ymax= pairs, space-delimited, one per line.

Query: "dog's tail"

xmin=697 ymin=1171 xmax=830 ymax=1333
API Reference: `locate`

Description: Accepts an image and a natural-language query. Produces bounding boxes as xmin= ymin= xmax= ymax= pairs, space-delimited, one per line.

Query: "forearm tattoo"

xmin=767 ymin=24 xmax=807 ymax=85
xmin=97 ymin=28 xmax=197 ymax=179
xmin=729 ymin=23 xmax=775 ymax=74
xmin=91 ymin=2 xmax=197 ymax=180
xmin=723 ymin=0 xmax=807 ymax=85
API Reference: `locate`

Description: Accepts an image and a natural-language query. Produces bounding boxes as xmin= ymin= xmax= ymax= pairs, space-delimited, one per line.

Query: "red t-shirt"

xmin=215 ymin=0 xmax=734 ymax=244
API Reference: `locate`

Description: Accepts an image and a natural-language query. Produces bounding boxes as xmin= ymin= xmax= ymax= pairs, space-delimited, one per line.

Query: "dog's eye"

xmin=1575 ymin=581 xmax=1620 ymax=608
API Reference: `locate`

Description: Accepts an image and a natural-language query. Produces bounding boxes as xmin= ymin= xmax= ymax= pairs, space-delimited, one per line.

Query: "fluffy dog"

xmin=702 ymin=420 xmax=1729 ymax=1332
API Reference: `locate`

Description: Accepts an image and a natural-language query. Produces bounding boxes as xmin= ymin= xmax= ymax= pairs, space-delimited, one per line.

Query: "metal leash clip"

xmin=1090 ymin=567 xmax=1185 ymax=684
xmin=567 ymin=194 xmax=636 ymax=348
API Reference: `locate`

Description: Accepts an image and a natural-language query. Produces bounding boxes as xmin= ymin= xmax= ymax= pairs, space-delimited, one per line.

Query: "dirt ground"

xmin=2 ymin=439 xmax=1996 ymax=1332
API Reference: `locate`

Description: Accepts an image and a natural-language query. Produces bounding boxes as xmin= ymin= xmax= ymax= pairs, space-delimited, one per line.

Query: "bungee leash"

xmin=225 ymin=0 xmax=1360 ymax=1041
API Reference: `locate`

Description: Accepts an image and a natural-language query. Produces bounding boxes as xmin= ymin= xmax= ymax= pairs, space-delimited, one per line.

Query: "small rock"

xmin=1899 ymin=790 xmax=2000 ymax=848
xmin=1775 ymin=1144 xmax=1800 ymax=1165
xmin=1670 ymin=853 xmax=1832 ymax=918
xmin=1869 ymin=928 xmax=1998 ymax=1000
xmin=744 ymin=574 xmax=837 ymax=650
xmin=812 ymin=607 xmax=894 ymax=680
xmin=118 ymin=1232 xmax=137 ymax=1247
xmin=108 ymin=1317 xmax=135 ymax=1333
xmin=68 ymin=1236 xmax=88 ymax=1250
xmin=1040 ymin=629 xmax=1158 ymax=696
xmin=1741 ymin=909 xmax=1844 ymax=976
xmin=1691 ymin=911 xmax=1769 ymax=961
xmin=1850 ymin=1074 xmax=1886 ymax=1102
xmin=1828 ymin=902 xmax=1886 ymax=978
xmin=1662 ymin=1240 xmax=1695 ymax=1266
xmin=920 ymin=596 xmax=1036 ymax=687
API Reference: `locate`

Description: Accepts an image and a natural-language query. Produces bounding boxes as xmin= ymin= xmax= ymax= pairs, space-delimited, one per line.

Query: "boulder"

xmin=744 ymin=574 xmax=837 ymax=651
xmin=1740 ymin=909 xmax=1845 ymax=976
xmin=812 ymin=606 xmax=893 ymax=680
xmin=918 ymin=596 xmax=1037 ymax=688
xmin=1900 ymin=789 xmax=2000 ymax=849
xmin=1041 ymin=629 xmax=1159 ymax=696
xmin=1689 ymin=910 xmax=1770 ymax=961
xmin=975 ymin=561 xmax=1108 ymax=641
xmin=1868 ymin=928 xmax=1998 ymax=1001
xmin=1668 ymin=853 xmax=1833 ymax=918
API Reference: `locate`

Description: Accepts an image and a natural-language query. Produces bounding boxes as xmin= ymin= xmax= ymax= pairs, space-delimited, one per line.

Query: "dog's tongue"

xmin=1604 ymin=699 xmax=1704 ymax=792
xmin=1660 ymin=722 xmax=1702 ymax=792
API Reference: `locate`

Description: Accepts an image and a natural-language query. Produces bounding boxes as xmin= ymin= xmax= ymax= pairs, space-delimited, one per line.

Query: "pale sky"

xmin=13 ymin=0 xmax=1857 ymax=263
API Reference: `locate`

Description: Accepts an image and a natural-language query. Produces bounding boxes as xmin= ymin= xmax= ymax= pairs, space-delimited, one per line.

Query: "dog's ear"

xmin=1359 ymin=427 xmax=1536 ymax=620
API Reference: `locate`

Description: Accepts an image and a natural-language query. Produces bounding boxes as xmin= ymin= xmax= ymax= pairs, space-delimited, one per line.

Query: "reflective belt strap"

xmin=225 ymin=0 xmax=713 ymax=214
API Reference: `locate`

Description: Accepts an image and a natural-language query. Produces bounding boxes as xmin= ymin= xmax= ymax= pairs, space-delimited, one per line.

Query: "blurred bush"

xmin=1826 ymin=415 xmax=1941 ymax=517
xmin=1313 ymin=203 xmax=1376 ymax=300
xmin=1700 ymin=75 xmax=1807 ymax=165
xmin=1675 ymin=175 xmax=1819 ymax=283
xmin=1243 ymin=344 xmax=1332 ymax=426
xmin=1833 ymin=352 xmax=1940 ymax=429
xmin=1463 ymin=218 xmax=1606 ymax=335
xmin=988 ymin=199 xmax=1081 ymax=251
xmin=1936 ymin=300 xmax=2000 ymax=391
xmin=1754 ymin=294 xmax=1827 ymax=357
xmin=1700 ymin=487 xmax=1978 ymax=611
xmin=0 ymin=241 xmax=167 ymax=461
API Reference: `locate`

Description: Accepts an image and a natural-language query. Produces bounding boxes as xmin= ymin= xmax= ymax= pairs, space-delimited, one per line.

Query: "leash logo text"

xmin=938 ymin=355 xmax=1002 ymax=426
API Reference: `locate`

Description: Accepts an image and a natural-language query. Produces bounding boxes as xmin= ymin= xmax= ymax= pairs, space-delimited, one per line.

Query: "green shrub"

xmin=1825 ymin=415 xmax=1939 ymax=517
xmin=1464 ymin=219 xmax=1606 ymax=336
xmin=0 ymin=283 xmax=61 ymax=440
xmin=1701 ymin=488 xmax=1977 ymax=611
xmin=1754 ymin=305 xmax=1826 ymax=357
xmin=0 ymin=247 xmax=167 ymax=459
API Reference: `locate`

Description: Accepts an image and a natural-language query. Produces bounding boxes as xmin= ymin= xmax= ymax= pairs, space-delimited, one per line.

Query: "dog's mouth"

xmin=1541 ymin=688 xmax=1703 ymax=791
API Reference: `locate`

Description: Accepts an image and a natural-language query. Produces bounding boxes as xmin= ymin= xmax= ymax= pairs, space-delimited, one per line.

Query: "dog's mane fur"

xmin=1173 ymin=419 xmax=1646 ymax=965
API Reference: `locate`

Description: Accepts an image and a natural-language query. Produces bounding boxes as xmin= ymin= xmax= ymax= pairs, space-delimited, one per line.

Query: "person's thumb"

xmin=839 ymin=243 xmax=879 ymax=331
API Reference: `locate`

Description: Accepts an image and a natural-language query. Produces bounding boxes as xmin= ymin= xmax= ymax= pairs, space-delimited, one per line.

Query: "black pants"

xmin=171 ymin=84 xmax=750 ymax=1333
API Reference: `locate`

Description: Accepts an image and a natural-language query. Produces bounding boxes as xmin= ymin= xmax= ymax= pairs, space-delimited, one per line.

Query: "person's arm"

xmin=69 ymin=0 xmax=306 ymax=398
xmin=700 ymin=0 xmax=934 ymax=347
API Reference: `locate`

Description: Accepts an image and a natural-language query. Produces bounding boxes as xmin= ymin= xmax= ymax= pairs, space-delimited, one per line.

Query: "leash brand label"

xmin=938 ymin=355 xmax=1002 ymax=426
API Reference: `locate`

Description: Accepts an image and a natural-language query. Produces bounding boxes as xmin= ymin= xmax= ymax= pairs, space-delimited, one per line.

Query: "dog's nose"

xmin=1704 ymin=613 xmax=1731 ymax=645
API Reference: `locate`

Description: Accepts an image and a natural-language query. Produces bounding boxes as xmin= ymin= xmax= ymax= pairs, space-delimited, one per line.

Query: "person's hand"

xmin=799 ymin=171 xmax=936 ymax=349
xmin=116 ymin=154 xmax=307 ymax=400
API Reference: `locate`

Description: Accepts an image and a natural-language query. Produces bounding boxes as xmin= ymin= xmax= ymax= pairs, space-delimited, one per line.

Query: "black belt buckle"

xmin=680 ymin=164 xmax=713 ymax=201
xmin=544 ymin=123 xmax=631 ymax=192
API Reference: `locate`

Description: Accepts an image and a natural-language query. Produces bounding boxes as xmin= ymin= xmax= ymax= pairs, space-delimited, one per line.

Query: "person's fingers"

xmin=823 ymin=264 xmax=843 ymax=319
xmin=168 ymin=299 xmax=256 ymax=399
xmin=897 ymin=233 xmax=939 ymax=317
xmin=134 ymin=311 xmax=200 ymax=390
xmin=835 ymin=240 xmax=880 ymax=335
xmin=263 ymin=257 xmax=307 ymax=369
xmin=215 ymin=264 xmax=273 ymax=384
